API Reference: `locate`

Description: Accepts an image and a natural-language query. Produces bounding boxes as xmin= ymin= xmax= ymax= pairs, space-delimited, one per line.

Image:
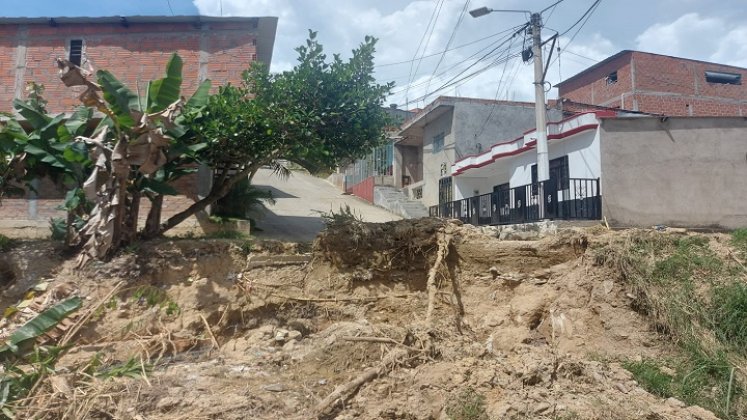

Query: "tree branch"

xmin=155 ymin=163 xmax=259 ymax=235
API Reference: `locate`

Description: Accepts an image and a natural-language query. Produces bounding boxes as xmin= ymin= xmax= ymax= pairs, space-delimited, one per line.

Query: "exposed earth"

xmin=0 ymin=218 xmax=740 ymax=419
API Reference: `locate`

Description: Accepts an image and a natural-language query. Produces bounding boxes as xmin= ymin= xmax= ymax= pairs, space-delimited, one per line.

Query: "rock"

xmin=262 ymin=383 xmax=286 ymax=392
xmin=602 ymin=280 xmax=614 ymax=294
xmin=274 ymin=329 xmax=289 ymax=343
xmin=592 ymin=371 xmax=606 ymax=384
xmin=666 ymin=397 xmax=686 ymax=408
xmin=533 ymin=402 xmax=552 ymax=414
xmin=287 ymin=330 xmax=303 ymax=341
xmin=686 ymin=405 xmax=719 ymax=419
xmin=282 ymin=340 xmax=296 ymax=351
xmin=318 ymin=379 xmax=327 ymax=386
xmin=489 ymin=266 xmax=500 ymax=279
xmin=614 ymin=382 xmax=629 ymax=394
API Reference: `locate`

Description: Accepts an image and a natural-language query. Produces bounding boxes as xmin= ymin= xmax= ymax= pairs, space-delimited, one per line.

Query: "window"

xmin=69 ymin=39 xmax=83 ymax=67
xmin=432 ymin=132 xmax=445 ymax=153
xmin=705 ymin=71 xmax=741 ymax=85
xmin=606 ymin=71 xmax=618 ymax=85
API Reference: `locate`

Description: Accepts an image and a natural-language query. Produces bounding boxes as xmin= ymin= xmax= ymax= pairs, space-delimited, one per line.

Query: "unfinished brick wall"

xmin=0 ymin=17 xmax=275 ymax=236
xmin=2 ymin=19 xmax=262 ymax=114
xmin=558 ymin=51 xmax=747 ymax=116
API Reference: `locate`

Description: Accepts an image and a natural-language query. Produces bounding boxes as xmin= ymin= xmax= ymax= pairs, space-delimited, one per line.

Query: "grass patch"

xmin=623 ymin=359 xmax=673 ymax=398
xmin=445 ymin=387 xmax=488 ymax=420
xmin=731 ymin=228 xmax=747 ymax=258
xmin=609 ymin=232 xmax=747 ymax=418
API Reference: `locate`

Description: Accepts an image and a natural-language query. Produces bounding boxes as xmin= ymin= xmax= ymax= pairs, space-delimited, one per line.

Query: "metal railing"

xmin=429 ymin=178 xmax=601 ymax=226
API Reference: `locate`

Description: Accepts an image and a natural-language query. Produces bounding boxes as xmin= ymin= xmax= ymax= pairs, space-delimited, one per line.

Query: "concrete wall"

xmin=452 ymin=102 xmax=537 ymax=159
xmin=421 ymin=109 xmax=454 ymax=207
xmin=510 ymin=128 xmax=600 ymax=186
xmin=600 ymin=117 xmax=747 ymax=229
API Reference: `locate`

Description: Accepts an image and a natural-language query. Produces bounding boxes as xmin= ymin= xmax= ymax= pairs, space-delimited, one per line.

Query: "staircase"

xmin=373 ymin=186 xmax=429 ymax=219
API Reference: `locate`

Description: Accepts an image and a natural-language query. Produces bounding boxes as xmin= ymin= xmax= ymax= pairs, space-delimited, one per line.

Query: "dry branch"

xmin=315 ymin=348 xmax=409 ymax=419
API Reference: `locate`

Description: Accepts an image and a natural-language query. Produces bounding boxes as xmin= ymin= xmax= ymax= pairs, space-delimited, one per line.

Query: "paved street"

xmin=250 ymin=168 xmax=400 ymax=242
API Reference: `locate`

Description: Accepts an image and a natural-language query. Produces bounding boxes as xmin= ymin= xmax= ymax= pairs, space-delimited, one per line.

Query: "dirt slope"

xmin=1 ymin=220 xmax=726 ymax=419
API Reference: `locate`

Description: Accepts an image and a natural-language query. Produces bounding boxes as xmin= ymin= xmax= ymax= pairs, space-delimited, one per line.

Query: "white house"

xmin=435 ymin=111 xmax=747 ymax=230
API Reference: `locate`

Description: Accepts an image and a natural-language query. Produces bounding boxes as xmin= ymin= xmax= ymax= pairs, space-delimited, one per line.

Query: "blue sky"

xmin=5 ymin=0 xmax=199 ymax=17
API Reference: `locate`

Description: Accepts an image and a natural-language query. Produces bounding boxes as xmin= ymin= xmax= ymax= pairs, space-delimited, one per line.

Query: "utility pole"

xmin=530 ymin=12 xmax=549 ymax=183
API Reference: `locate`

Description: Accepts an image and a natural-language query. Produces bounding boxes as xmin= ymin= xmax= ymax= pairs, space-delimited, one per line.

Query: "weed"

xmin=623 ymin=359 xmax=673 ymax=398
xmin=132 ymin=286 xmax=179 ymax=316
xmin=318 ymin=204 xmax=363 ymax=227
xmin=96 ymin=357 xmax=149 ymax=380
xmin=164 ymin=301 xmax=181 ymax=316
xmin=239 ymin=239 xmax=254 ymax=255
xmin=616 ymin=232 xmax=747 ymax=418
xmin=49 ymin=217 xmax=67 ymax=241
xmin=445 ymin=387 xmax=488 ymax=420
xmin=0 ymin=234 xmax=13 ymax=252
xmin=731 ymin=228 xmax=747 ymax=258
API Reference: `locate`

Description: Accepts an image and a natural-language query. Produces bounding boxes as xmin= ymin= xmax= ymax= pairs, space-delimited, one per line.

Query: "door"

xmin=545 ymin=156 xmax=569 ymax=219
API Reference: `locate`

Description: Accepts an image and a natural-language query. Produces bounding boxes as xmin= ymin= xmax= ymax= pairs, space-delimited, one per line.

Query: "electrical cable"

xmin=405 ymin=0 xmax=445 ymax=106
xmin=424 ymin=0 xmax=472 ymax=95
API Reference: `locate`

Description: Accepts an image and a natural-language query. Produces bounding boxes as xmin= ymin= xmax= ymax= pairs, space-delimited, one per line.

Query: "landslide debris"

xmin=0 ymin=221 xmax=743 ymax=419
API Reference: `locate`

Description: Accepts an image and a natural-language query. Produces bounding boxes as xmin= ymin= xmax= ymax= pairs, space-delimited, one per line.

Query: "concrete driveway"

xmin=250 ymin=168 xmax=400 ymax=242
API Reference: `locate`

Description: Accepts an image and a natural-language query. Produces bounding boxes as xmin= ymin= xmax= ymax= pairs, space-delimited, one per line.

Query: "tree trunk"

xmin=155 ymin=164 xmax=257 ymax=236
xmin=65 ymin=209 xmax=76 ymax=247
xmin=144 ymin=194 xmax=163 ymax=238
xmin=123 ymin=189 xmax=140 ymax=245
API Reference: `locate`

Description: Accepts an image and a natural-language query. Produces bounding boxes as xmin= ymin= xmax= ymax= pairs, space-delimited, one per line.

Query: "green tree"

xmin=155 ymin=31 xmax=393 ymax=234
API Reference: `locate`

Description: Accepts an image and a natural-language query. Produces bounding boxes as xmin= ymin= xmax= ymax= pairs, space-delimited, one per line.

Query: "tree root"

xmin=315 ymin=348 xmax=410 ymax=419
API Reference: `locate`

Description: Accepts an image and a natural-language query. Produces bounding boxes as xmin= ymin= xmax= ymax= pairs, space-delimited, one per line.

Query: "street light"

xmin=469 ymin=6 xmax=492 ymax=17
xmin=469 ymin=7 xmax=531 ymax=17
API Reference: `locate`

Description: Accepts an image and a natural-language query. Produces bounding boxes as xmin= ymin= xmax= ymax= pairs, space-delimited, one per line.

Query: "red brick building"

xmin=0 ymin=15 xmax=278 ymax=113
xmin=556 ymin=50 xmax=747 ymax=117
xmin=0 ymin=16 xmax=278 ymax=236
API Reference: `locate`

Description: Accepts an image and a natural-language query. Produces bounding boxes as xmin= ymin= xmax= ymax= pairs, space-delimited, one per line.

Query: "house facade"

xmin=395 ymin=96 xmax=562 ymax=208
xmin=442 ymin=112 xmax=747 ymax=230
xmin=0 ymin=15 xmax=278 ymax=113
xmin=0 ymin=16 xmax=278 ymax=237
xmin=557 ymin=50 xmax=747 ymax=117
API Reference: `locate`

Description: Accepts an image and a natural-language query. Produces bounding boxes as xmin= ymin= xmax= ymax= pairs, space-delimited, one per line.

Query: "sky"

xmin=8 ymin=0 xmax=747 ymax=110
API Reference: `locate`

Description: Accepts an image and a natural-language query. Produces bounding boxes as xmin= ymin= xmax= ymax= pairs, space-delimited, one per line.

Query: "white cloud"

xmin=635 ymin=13 xmax=723 ymax=59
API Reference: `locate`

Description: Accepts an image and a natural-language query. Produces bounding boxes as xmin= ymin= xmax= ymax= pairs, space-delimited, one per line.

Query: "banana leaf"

xmin=0 ymin=296 xmax=82 ymax=359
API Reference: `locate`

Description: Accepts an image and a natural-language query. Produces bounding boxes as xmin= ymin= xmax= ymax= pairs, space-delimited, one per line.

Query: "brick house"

xmin=0 ymin=16 xmax=278 ymax=236
xmin=556 ymin=50 xmax=747 ymax=117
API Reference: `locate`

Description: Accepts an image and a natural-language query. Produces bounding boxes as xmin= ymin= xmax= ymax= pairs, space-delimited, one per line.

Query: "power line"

xmin=405 ymin=0 xmax=445 ymax=106
xmin=166 ymin=0 xmax=175 ymax=16
xmin=375 ymin=26 xmax=522 ymax=68
xmin=540 ymin=0 xmax=566 ymax=14
xmin=389 ymin=26 xmax=522 ymax=96
xmin=474 ymin=35 xmax=519 ymax=139
xmin=425 ymin=0 xmax=471 ymax=95
xmin=551 ymin=0 xmax=603 ymax=75
xmin=559 ymin=0 xmax=602 ymax=36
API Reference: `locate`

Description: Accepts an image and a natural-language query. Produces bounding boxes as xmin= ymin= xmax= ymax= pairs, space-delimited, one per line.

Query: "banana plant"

xmin=0 ymin=85 xmax=94 ymax=243
xmin=56 ymin=54 xmax=211 ymax=264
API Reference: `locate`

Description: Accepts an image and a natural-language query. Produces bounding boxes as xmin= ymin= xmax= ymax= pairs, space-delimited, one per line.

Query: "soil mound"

xmin=1 ymin=222 xmax=726 ymax=419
